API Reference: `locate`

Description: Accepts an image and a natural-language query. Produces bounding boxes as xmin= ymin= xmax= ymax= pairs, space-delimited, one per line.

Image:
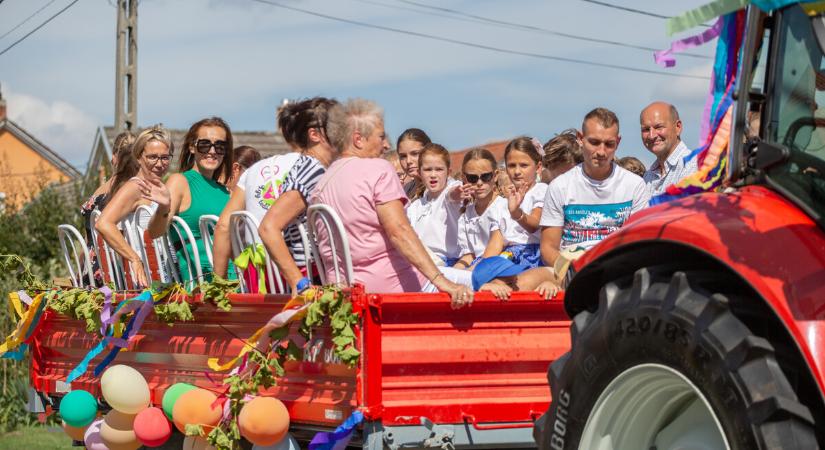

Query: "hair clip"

xmin=531 ymin=137 xmax=545 ymax=157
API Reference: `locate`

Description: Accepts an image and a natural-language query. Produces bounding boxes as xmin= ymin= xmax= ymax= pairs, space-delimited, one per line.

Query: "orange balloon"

xmin=238 ymin=397 xmax=290 ymax=446
xmin=62 ymin=421 xmax=87 ymax=441
xmin=172 ymin=388 xmax=222 ymax=434
xmin=100 ymin=409 xmax=141 ymax=450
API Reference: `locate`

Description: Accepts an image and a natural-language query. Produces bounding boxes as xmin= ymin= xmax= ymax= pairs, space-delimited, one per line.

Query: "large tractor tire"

xmin=534 ymin=268 xmax=817 ymax=450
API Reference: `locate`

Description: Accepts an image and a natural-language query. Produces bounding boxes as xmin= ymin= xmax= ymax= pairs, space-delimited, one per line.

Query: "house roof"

xmin=450 ymin=139 xmax=509 ymax=171
xmin=0 ymin=119 xmax=81 ymax=179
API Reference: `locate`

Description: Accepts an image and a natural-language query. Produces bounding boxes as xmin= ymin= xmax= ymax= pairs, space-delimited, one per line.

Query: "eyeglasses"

xmin=195 ymin=139 xmax=228 ymax=155
xmin=144 ymin=154 xmax=172 ymax=164
xmin=464 ymin=172 xmax=494 ymax=183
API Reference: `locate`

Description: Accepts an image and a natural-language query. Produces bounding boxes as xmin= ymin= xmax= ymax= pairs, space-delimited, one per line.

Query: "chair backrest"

xmin=169 ymin=217 xmax=204 ymax=291
xmin=89 ymin=210 xmax=125 ymax=290
xmin=132 ymin=205 xmax=177 ymax=284
xmin=57 ymin=224 xmax=94 ymax=287
xmin=297 ymin=223 xmax=315 ymax=282
xmin=306 ymin=204 xmax=354 ymax=285
xmin=228 ymin=211 xmax=285 ymax=294
xmin=199 ymin=214 xmax=219 ymax=271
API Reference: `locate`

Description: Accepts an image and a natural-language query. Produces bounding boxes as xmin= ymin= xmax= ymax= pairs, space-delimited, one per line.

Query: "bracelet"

xmin=512 ymin=209 xmax=525 ymax=221
xmin=430 ymin=272 xmax=445 ymax=283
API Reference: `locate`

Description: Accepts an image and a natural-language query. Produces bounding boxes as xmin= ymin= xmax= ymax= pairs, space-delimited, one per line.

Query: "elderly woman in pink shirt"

xmin=310 ymin=99 xmax=473 ymax=308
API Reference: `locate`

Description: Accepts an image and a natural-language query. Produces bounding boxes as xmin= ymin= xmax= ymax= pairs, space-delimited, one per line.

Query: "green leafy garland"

xmin=3 ymin=255 xmax=363 ymax=450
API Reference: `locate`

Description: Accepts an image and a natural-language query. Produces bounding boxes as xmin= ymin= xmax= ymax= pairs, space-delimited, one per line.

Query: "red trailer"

xmin=30 ymin=286 xmax=570 ymax=449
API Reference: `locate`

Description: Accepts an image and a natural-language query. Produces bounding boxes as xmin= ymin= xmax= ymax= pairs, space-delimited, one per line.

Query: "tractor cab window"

xmin=767 ymin=4 xmax=825 ymax=223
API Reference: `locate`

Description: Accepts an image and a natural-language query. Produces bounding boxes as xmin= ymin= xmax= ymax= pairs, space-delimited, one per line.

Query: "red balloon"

xmin=134 ymin=407 xmax=172 ymax=447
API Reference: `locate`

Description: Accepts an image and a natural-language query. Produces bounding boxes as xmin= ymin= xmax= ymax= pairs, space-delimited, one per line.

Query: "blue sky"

xmin=0 ymin=0 xmax=714 ymax=171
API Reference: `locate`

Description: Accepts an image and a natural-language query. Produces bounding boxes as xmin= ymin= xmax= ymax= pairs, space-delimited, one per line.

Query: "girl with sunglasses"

xmin=453 ymin=148 xmax=509 ymax=270
xmin=406 ymin=143 xmax=472 ymax=267
xmin=96 ymin=125 xmax=173 ymax=288
xmin=145 ymin=117 xmax=235 ymax=282
xmin=482 ymin=136 xmax=548 ymax=269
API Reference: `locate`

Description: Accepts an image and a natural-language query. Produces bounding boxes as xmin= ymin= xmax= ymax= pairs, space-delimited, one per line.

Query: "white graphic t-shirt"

xmin=540 ymin=164 xmax=649 ymax=250
xmin=237 ymin=152 xmax=301 ymax=222
xmin=493 ymin=182 xmax=548 ymax=245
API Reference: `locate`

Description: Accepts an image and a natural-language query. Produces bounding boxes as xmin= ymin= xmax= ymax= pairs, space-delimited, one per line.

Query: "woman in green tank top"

xmin=145 ymin=117 xmax=236 ymax=283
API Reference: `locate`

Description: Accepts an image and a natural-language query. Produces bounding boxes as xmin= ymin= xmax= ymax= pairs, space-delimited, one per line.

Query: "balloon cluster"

xmin=58 ymin=364 xmax=295 ymax=449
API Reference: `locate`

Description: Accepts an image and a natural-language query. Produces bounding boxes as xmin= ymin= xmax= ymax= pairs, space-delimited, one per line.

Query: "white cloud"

xmin=5 ymin=89 xmax=99 ymax=169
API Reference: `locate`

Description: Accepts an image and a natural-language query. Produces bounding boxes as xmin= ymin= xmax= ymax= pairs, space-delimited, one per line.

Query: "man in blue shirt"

xmin=640 ymin=102 xmax=698 ymax=196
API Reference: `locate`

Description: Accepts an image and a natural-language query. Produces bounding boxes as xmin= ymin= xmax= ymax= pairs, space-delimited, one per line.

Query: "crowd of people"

xmin=82 ymin=97 xmax=693 ymax=308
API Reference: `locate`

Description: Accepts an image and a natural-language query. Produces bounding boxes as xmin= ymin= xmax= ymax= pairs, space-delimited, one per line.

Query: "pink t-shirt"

xmin=310 ymin=157 xmax=428 ymax=293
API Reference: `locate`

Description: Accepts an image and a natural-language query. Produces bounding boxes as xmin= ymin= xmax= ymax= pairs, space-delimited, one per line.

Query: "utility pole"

xmin=114 ymin=0 xmax=137 ymax=133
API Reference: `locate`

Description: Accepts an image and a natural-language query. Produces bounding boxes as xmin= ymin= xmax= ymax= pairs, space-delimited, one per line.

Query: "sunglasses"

xmin=464 ymin=172 xmax=494 ymax=183
xmin=195 ymin=139 xmax=227 ymax=155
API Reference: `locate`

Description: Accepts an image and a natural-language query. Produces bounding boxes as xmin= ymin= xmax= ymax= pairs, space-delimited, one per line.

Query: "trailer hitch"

xmin=382 ymin=417 xmax=455 ymax=450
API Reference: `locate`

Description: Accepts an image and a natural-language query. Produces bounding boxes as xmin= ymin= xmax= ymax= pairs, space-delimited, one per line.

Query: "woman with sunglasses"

xmin=145 ymin=117 xmax=235 ymax=282
xmin=453 ymin=148 xmax=509 ymax=270
xmin=96 ymin=125 xmax=174 ymax=288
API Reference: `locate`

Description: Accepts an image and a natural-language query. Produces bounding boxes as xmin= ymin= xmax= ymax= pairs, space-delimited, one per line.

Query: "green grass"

xmin=0 ymin=426 xmax=75 ymax=450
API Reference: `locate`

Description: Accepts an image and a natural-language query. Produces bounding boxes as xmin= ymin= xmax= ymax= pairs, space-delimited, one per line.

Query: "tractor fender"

xmin=566 ymin=185 xmax=825 ymax=407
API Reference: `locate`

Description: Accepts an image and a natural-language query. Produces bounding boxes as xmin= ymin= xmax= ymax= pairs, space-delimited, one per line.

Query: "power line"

xmin=579 ymin=0 xmax=670 ymax=20
xmin=250 ymin=0 xmax=709 ymax=80
xmin=353 ymin=0 xmax=493 ymax=27
xmin=395 ymin=0 xmax=709 ymax=59
xmin=0 ymin=0 xmax=78 ymax=57
xmin=0 ymin=0 xmax=59 ymax=42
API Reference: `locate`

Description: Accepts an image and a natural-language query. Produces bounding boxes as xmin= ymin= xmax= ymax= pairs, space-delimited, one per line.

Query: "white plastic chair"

xmin=131 ymin=205 xmax=177 ymax=284
xmin=169 ymin=217 xmax=204 ymax=291
xmin=199 ymin=215 xmax=219 ymax=270
xmin=89 ymin=210 xmax=126 ymax=290
xmin=297 ymin=223 xmax=315 ymax=283
xmin=306 ymin=204 xmax=354 ymax=285
xmin=228 ymin=211 xmax=285 ymax=294
xmin=57 ymin=224 xmax=94 ymax=287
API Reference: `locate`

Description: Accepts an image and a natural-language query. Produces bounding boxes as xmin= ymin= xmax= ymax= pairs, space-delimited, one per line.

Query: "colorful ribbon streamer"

xmin=0 ymin=292 xmax=46 ymax=360
xmin=655 ymin=17 xmax=724 ymax=67
xmin=234 ymin=243 xmax=268 ymax=294
xmin=309 ymin=410 xmax=364 ymax=450
xmin=207 ymin=296 xmax=311 ymax=372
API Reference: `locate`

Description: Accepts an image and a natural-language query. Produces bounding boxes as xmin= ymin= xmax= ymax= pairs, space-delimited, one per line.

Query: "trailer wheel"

xmin=534 ymin=268 xmax=817 ymax=450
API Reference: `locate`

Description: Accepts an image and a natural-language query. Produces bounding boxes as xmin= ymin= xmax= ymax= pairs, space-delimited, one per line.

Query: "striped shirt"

xmin=280 ymin=154 xmax=326 ymax=265
xmin=643 ymin=141 xmax=698 ymax=197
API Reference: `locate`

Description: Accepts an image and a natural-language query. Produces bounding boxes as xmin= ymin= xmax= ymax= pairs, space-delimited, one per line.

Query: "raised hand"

xmin=506 ymin=184 xmax=528 ymax=216
xmin=135 ymin=177 xmax=171 ymax=208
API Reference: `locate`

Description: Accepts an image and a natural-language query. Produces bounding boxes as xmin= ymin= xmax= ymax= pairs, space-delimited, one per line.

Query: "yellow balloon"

xmin=100 ymin=365 xmax=150 ymax=414
xmin=182 ymin=436 xmax=217 ymax=450
xmin=100 ymin=409 xmax=141 ymax=450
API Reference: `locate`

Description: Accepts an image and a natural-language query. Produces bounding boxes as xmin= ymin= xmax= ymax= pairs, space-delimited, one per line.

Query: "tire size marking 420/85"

xmin=614 ymin=316 xmax=690 ymax=346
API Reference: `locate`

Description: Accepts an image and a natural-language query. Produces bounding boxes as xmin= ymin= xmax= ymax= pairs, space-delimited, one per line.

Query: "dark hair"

xmin=277 ymin=97 xmax=338 ymax=150
xmin=418 ymin=143 xmax=451 ymax=170
xmin=543 ymin=129 xmax=583 ymax=169
xmin=583 ymin=107 xmax=620 ymax=134
xmin=618 ymin=156 xmax=646 ymax=177
xmin=104 ymin=131 xmax=138 ymax=206
xmin=234 ymin=145 xmax=262 ymax=169
xmin=179 ymin=117 xmax=234 ymax=184
xmin=461 ymin=147 xmax=497 ymax=173
xmin=504 ymin=136 xmax=542 ymax=165
xmin=397 ymin=128 xmax=431 ymax=149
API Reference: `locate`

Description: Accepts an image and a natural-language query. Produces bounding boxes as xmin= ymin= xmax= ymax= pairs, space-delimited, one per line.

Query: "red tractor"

xmin=535 ymin=3 xmax=825 ymax=449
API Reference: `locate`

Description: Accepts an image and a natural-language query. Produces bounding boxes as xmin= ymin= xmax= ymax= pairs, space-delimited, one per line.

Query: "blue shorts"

xmin=503 ymin=243 xmax=542 ymax=269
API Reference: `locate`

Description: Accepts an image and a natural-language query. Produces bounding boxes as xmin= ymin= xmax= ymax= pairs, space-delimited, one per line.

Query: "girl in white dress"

xmin=482 ymin=136 xmax=548 ymax=268
xmin=406 ymin=144 xmax=471 ymax=266
xmin=454 ymin=148 xmax=508 ymax=269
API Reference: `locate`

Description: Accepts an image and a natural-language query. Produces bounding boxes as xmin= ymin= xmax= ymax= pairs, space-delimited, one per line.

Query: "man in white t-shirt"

xmin=211 ymin=152 xmax=300 ymax=277
xmin=540 ymin=107 xmax=650 ymax=267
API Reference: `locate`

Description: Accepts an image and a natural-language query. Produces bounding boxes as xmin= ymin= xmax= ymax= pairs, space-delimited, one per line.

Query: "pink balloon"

xmin=84 ymin=418 xmax=109 ymax=450
xmin=134 ymin=407 xmax=172 ymax=447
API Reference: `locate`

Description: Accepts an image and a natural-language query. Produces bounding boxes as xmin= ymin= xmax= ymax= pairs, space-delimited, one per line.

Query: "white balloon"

xmin=100 ymin=364 xmax=150 ymax=414
xmin=252 ymin=433 xmax=300 ymax=450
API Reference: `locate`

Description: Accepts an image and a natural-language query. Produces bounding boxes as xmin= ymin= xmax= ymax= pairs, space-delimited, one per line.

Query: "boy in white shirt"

xmin=540 ymin=108 xmax=649 ymax=267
